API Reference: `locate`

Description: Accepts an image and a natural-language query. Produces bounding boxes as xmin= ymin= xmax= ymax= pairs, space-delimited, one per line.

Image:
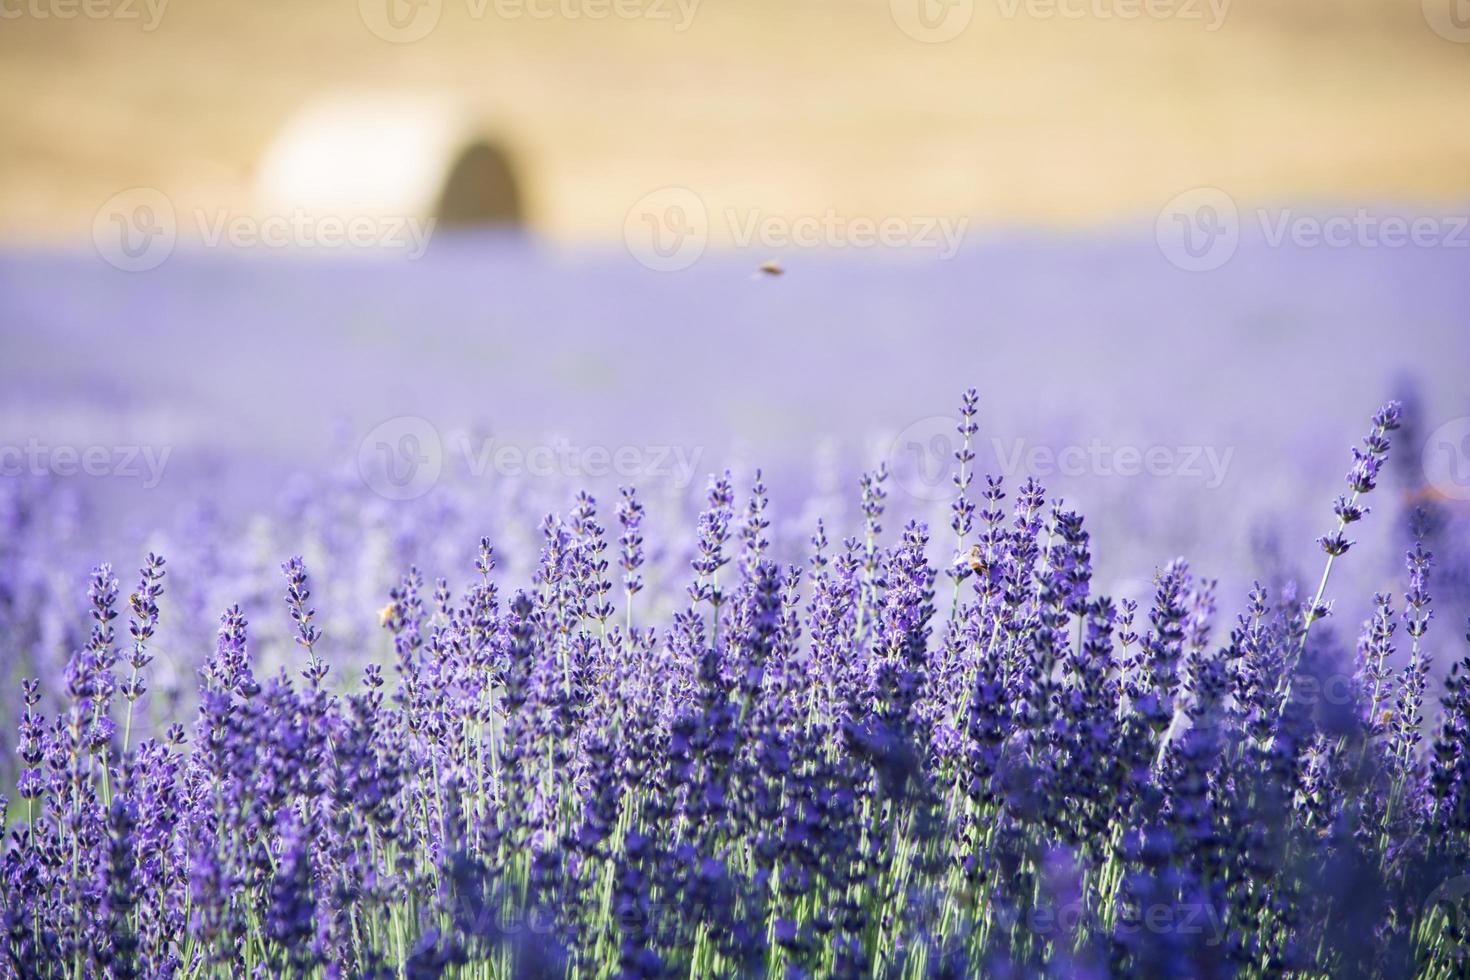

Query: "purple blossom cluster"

xmin=2 ymin=393 xmax=1470 ymax=978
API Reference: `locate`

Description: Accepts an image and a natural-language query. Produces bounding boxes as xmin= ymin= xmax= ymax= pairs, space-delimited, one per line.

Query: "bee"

xmin=964 ymin=545 xmax=989 ymax=577
xmin=378 ymin=602 xmax=396 ymax=628
xmin=1378 ymin=708 xmax=1394 ymax=728
xmin=756 ymin=259 xmax=784 ymax=277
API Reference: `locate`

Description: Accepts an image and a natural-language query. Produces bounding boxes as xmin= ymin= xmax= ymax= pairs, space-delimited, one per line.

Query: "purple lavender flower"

xmin=0 ymin=393 xmax=1463 ymax=979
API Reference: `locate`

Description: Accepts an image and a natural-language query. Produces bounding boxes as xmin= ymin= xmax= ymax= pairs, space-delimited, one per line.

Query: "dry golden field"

xmin=2 ymin=0 xmax=1468 ymax=243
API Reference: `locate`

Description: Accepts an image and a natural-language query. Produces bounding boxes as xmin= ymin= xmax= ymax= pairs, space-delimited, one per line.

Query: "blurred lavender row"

xmin=1 ymin=232 xmax=1467 ymax=735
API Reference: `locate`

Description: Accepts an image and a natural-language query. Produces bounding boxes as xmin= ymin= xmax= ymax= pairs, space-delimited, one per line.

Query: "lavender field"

xmin=2 ymin=233 xmax=1470 ymax=977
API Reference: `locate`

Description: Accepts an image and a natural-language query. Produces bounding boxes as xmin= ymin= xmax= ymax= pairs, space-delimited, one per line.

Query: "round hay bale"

xmin=254 ymin=96 xmax=524 ymax=231
xmin=435 ymin=139 xmax=524 ymax=228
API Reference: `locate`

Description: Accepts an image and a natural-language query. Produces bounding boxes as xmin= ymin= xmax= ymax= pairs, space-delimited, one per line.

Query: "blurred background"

xmin=3 ymin=0 xmax=1470 ymax=240
xmin=2 ymin=0 xmax=1469 ymax=682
